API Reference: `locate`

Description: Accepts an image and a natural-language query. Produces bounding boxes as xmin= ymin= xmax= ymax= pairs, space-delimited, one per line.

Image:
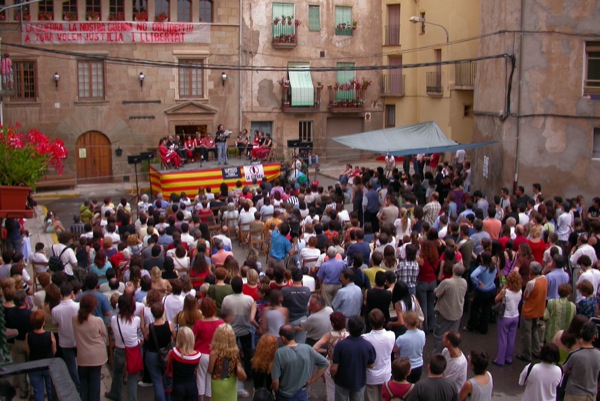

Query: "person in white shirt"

xmin=163 ymin=278 xmax=185 ymax=322
xmin=213 ymin=226 xmax=233 ymax=250
xmin=30 ymin=242 xmax=49 ymax=273
xmin=362 ymin=309 xmax=396 ymax=400
xmin=570 ymin=234 xmax=598 ymax=268
xmin=51 ymin=282 xmax=81 ymax=391
xmin=556 ymin=202 xmax=573 ymax=245
xmin=518 ymin=343 xmax=562 ymax=401
xmin=238 ymin=201 xmax=256 ymax=231
xmin=441 ymin=331 xmax=468 ymax=393
xmin=49 ymin=232 xmax=78 ymax=276
xmin=575 ymin=255 xmax=600 ymax=301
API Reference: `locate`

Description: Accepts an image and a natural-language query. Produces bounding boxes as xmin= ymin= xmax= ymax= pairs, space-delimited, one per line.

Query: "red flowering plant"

xmin=0 ymin=123 xmax=67 ymax=188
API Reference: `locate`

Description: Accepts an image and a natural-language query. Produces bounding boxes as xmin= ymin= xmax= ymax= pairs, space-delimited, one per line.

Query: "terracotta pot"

xmin=0 ymin=185 xmax=31 ymax=211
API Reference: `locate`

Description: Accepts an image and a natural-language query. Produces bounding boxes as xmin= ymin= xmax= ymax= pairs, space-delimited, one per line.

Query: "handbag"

xmin=116 ymin=317 xmax=144 ymax=374
xmin=493 ymin=291 xmax=506 ymax=316
xmin=150 ymin=323 xmax=174 ymax=371
xmin=411 ymin=295 xmax=425 ymax=322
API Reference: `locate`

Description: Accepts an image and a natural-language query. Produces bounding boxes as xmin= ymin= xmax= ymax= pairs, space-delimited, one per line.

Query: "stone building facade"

xmin=471 ymin=0 xmax=600 ymax=199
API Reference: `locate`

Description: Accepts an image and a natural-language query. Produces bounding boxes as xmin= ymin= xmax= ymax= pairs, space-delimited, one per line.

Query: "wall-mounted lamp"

xmin=221 ymin=72 xmax=227 ymax=87
xmin=139 ymin=72 xmax=145 ymax=88
xmin=115 ymin=147 xmax=123 ymax=157
xmin=53 ymin=72 xmax=59 ymax=88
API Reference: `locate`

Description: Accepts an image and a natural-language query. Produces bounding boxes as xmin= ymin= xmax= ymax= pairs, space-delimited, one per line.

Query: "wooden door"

xmin=75 ymin=131 xmax=112 ymax=183
xmin=387 ymin=4 xmax=400 ymax=45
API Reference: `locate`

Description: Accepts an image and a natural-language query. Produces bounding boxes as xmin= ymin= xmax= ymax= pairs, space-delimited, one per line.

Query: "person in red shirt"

xmin=527 ymin=225 xmax=547 ymax=264
xmin=158 ymin=138 xmax=182 ymax=168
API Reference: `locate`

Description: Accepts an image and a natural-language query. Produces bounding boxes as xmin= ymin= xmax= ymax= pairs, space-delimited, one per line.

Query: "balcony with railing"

xmin=328 ymin=78 xmax=371 ymax=112
xmin=426 ymin=71 xmax=443 ymax=96
xmin=384 ymin=25 xmax=400 ymax=46
xmin=279 ymin=80 xmax=321 ymax=112
xmin=454 ymin=61 xmax=476 ymax=90
xmin=382 ymin=73 xmax=405 ymax=97
xmin=335 ymin=21 xmax=356 ymax=35
xmin=272 ymin=17 xmax=298 ymax=49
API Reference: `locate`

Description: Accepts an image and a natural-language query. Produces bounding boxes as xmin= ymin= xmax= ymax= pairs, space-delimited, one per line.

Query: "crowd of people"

xmin=2 ymin=155 xmax=600 ymax=401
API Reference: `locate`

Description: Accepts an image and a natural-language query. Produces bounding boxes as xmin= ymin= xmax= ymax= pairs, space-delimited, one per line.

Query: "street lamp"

xmin=409 ymin=16 xmax=449 ymax=43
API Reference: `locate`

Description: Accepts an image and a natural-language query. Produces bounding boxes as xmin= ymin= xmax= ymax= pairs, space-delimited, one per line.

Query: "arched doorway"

xmin=75 ymin=131 xmax=112 ymax=183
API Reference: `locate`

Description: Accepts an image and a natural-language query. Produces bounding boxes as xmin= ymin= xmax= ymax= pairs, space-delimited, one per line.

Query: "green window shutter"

xmin=308 ymin=5 xmax=320 ymax=31
xmin=335 ymin=6 xmax=351 ymax=25
xmin=273 ymin=3 xmax=295 ymax=37
xmin=336 ymin=62 xmax=355 ymax=101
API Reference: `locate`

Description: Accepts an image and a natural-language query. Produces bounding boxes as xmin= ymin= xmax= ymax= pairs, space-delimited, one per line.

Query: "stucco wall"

xmin=472 ymin=0 xmax=600 ymax=200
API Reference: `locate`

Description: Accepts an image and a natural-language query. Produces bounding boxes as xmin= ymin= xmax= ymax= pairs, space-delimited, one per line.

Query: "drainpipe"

xmin=238 ymin=0 xmax=243 ymax=132
xmin=513 ymin=0 xmax=525 ymax=194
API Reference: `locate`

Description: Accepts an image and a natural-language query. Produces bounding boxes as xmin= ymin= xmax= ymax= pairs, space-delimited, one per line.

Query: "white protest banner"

xmin=243 ymin=164 xmax=265 ymax=182
xmin=22 ymin=21 xmax=211 ymax=45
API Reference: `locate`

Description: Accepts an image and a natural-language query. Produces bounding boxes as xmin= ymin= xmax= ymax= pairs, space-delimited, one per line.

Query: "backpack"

xmin=48 ymin=246 xmax=69 ymax=272
xmin=384 ymin=381 xmax=414 ymax=401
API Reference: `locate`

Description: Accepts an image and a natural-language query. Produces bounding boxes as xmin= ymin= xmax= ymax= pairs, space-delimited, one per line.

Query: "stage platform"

xmin=149 ymin=157 xmax=281 ymax=197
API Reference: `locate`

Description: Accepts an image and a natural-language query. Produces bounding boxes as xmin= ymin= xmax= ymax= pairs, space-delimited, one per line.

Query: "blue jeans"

xmin=217 ymin=142 xmax=227 ymax=164
xmin=107 ymin=348 xmax=138 ymax=401
xmin=290 ymin=316 xmax=307 ymax=344
xmin=276 ymin=387 xmax=308 ymax=401
xmin=335 ymin=384 xmax=365 ymax=401
xmin=145 ymin=351 xmax=168 ymax=401
xmin=416 ymin=281 xmax=436 ymax=333
xmin=60 ymin=346 xmax=80 ymax=393
xmin=79 ymin=365 xmax=102 ymax=401
xmin=29 ymin=370 xmax=52 ymax=401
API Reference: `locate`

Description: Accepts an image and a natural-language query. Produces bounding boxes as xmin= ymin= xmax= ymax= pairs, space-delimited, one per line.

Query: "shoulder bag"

xmin=492 ymin=290 xmax=507 ymax=316
xmin=116 ymin=317 xmax=144 ymax=374
xmin=150 ymin=322 xmax=174 ymax=371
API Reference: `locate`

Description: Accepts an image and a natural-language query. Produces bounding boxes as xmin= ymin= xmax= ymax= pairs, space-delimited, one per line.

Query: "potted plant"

xmin=134 ymin=11 xmax=147 ymax=21
xmin=352 ymin=20 xmax=358 ymax=30
xmin=86 ymin=11 xmax=100 ymax=21
xmin=0 ymin=13 xmax=5 ymax=21
xmin=38 ymin=11 xmax=53 ymax=20
xmin=15 ymin=12 xmax=31 ymax=21
xmin=0 ymin=124 xmax=67 ymax=210
xmin=273 ymin=16 xmax=280 ymax=25
xmin=155 ymin=12 xmax=168 ymax=22
xmin=294 ymin=18 xmax=300 ymax=27
xmin=63 ymin=11 xmax=77 ymax=21
xmin=108 ymin=12 xmax=123 ymax=21
xmin=316 ymin=81 xmax=323 ymax=89
xmin=286 ymin=15 xmax=293 ymax=25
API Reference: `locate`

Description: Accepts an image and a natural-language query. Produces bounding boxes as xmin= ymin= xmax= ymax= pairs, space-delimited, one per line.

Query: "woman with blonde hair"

xmin=251 ymin=334 xmax=278 ymax=391
xmin=169 ymin=326 xmax=202 ymax=401
xmin=151 ymin=266 xmax=172 ymax=296
xmin=492 ymin=271 xmax=522 ymax=366
xmin=394 ymin=207 xmax=412 ymax=241
xmin=208 ymin=324 xmax=247 ymax=400
xmin=527 ymin=225 xmax=547 ymax=264
xmin=127 ymin=234 xmax=143 ymax=256
xmin=242 ymin=268 xmax=260 ymax=301
xmin=224 ymin=255 xmax=241 ymax=281
xmin=175 ymin=294 xmax=202 ymax=329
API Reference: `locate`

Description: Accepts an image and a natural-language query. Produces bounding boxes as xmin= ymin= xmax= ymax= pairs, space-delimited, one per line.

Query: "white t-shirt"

xmin=576 ymin=269 xmax=600 ymax=301
xmin=163 ymin=294 xmax=184 ymax=323
xmin=49 ymin=243 xmax=77 ymax=276
xmin=111 ymin=315 xmax=141 ymax=348
xmin=503 ymin=289 xmax=522 ymax=318
xmin=518 ymin=362 xmax=562 ymax=401
xmin=362 ymin=329 xmax=396 ymax=385
xmin=302 ymin=275 xmax=316 ymax=292
xmin=442 ymin=348 xmax=468 ymax=393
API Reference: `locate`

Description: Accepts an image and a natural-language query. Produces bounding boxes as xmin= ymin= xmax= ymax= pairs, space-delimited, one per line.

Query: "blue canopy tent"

xmin=330 ymin=121 xmax=496 ymax=156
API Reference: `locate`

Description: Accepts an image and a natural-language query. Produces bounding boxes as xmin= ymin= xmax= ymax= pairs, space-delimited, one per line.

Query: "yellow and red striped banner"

xmin=149 ymin=163 xmax=281 ymax=197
